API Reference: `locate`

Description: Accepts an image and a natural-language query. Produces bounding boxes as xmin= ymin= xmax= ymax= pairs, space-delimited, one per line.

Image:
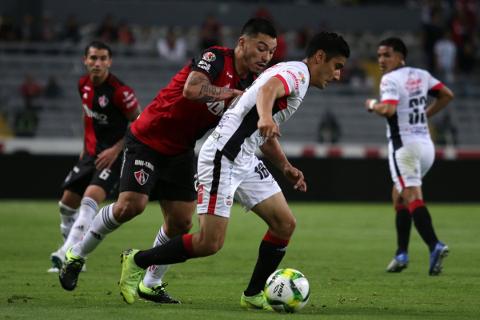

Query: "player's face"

xmin=84 ymin=47 xmax=112 ymax=82
xmin=310 ymin=51 xmax=346 ymax=89
xmin=240 ymin=33 xmax=277 ymax=74
xmin=377 ymin=45 xmax=403 ymax=74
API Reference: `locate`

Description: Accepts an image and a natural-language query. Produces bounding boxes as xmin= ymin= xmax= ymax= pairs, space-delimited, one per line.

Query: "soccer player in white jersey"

xmin=118 ymin=32 xmax=350 ymax=308
xmin=364 ymin=37 xmax=454 ymax=275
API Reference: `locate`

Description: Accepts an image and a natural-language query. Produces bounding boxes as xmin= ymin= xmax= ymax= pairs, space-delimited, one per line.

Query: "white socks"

xmin=72 ymin=203 xmax=120 ymax=258
xmin=142 ymin=226 xmax=170 ymax=288
xmin=61 ymin=197 xmax=98 ymax=253
xmin=58 ymin=201 xmax=78 ymax=241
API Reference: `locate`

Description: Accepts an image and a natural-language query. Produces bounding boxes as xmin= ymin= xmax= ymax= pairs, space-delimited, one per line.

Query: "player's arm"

xmin=425 ymin=85 xmax=454 ymax=118
xmin=183 ymin=71 xmax=242 ymax=103
xmin=256 ymin=76 xmax=287 ymax=139
xmin=364 ymin=99 xmax=397 ymax=117
xmin=260 ymin=138 xmax=307 ymax=192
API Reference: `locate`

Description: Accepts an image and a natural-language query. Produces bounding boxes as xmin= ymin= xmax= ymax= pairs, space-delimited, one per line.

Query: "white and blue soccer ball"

xmin=264 ymin=268 xmax=310 ymax=313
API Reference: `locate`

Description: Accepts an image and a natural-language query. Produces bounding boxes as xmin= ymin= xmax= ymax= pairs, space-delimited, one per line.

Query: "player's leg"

xmin=138 ymin=149 xmax=196 ymax=303
xmin=119 ymin=148 xmax=232 ymax=304
xmin=59 ymin=190 xmax=148 ymax=291
xmin=59 ymin=135 xmax=154 ymax=290
xmin=233 ymin=158 xmax=286 ymax=310
xmin=398 ymin=141 xmax=448 ymax=275
xmin=59 ymin=185 xmax=106 ymax=255
xmin=48 ymin=190 xmax=81 ymax=272
xmin=138 ymin=200 xmax=194 ymax=304
xmin=57 ymin=190 xmax=81 ymax=244
xmin=240 ymin=192 xmax=293 ymax=311
xmin=120 ymin=213 xmax=229 ymax=304
xmin=386 ymin=186 xmax=411 ymax=272
xmin=50 ymin=157 xmax=94 ymax=272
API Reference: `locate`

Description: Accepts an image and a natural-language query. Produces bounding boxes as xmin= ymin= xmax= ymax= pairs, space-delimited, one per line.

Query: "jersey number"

xmin=408 ymin=96 xmax=427 ymax=125
xmin=255 ymin=163 xmax=270 ymax=180
xmin=99 ymin=168 xmax=111 ymax=180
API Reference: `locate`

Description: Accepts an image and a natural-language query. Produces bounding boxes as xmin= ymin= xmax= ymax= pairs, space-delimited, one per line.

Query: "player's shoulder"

xmin=78 ymin=74 xmax=90 ymax=88
xmin=106 ymin=73 xmax=126 ymax=88
xmin=202 ymin=46 xmax=233 ymax=59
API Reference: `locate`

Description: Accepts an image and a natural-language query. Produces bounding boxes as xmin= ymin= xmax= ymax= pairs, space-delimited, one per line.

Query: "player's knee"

xmin=173 ymin=219 xmax=193 ymax=234
xmin=114 ymin=199 xmax=146 ymax=221
xmin=201 ymin=241 xmax=223 ymax=256
xmin=196 ymin=237 xmax=224 ymax=256
xmin=277 ymin=216 xmax=296 ymax=238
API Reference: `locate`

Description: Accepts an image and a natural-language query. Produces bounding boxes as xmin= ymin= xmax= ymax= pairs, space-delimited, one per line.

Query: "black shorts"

xmin=61 ymin=153 xmax=122 ymax=196
xmin=119 ymin=130 xmax=196 ymax=202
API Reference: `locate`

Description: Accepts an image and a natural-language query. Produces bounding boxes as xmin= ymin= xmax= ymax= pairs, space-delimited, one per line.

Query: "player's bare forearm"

xmin=183 ymin=71 xmax=241 ymax=102
xmin=365 ymin=99 xmax=396 ymax=117
xmin=426 ymin=86 xmax=454 ymax=118
xmin=257 ymin=77 xmax=286 ymax=138
xmin=260 ymin=138 xmax=290 ymax=172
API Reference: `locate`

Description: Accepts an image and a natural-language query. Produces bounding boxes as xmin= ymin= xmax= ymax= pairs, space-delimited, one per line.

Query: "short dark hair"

xmin=379 ymin=37 xmax=407 ymax=59
xmin=305 ymin=32 xmax=350 ymax=60
xmin=84 ymin=40 xmax=112 ymax=57
xmin=240 ymin=18 xmax=277 ymax=38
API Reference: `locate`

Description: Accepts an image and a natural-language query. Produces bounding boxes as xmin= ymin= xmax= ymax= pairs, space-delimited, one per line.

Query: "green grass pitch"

xmin=1 ymin=201 xmax=479 ymax=319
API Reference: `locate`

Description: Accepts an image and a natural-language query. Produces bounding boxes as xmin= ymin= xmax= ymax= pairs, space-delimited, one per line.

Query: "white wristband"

xmin=368 ymin=99 xmax=377 ymax=111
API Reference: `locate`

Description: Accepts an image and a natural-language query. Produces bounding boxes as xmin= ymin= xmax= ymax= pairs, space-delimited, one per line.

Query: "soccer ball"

xmin=264 ymin=268 xmax=310 ymax=313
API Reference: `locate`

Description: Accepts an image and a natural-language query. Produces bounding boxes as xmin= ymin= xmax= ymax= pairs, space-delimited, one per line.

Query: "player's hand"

xmin=258 ymin=117 xmax=281 ymax=139
xmin=365 ymin=99 xmax=377 ymax=112
xmin=95 ymin=146 xmax=121 ymax=170
xmin=230 ymin=89 xmax=243 ymax=98
xmin=283 ymin=164 xmax=307 ymax=192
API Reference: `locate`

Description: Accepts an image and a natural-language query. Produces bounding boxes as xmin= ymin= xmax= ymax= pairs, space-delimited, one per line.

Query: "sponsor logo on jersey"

xmin=286 ymin=70 xmax=300 ymax=91
xmin=83 ymin=92 xmax=88 ymax=99
xmin=202 ymin=51 xmax=216 ymax=62
xmin=134 ymin=169 xmax=149 ymax=186
xmin=82 ymin=104 xmax=108 ymax=124
xmin=98 ymin=95 xmax=109 ymax=108
xmin=226 ymin=71 xmax=233 ymax=79
xmin=298 ymin=71 xmax=306 ymax=84
xmin=134 ymin=159 xmax=154 ymax=170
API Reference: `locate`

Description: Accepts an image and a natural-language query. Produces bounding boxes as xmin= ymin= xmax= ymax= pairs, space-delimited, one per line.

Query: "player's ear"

xmin=315 ymin=50 xmax=326 ymax=65
xmin=237 ymin=35 xmax=246 ymax=50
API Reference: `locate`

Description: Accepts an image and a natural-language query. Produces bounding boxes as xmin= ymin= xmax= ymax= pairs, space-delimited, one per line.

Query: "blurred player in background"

xmin=59 ymin=18 xmax=278 ymax=303
xmin=364 ymin=37 xmax=453 ymax=275
xmin=118 ymin=32 xmax=350 ymax=309
xmin=49 ymin=41 xmax=140 ymax=272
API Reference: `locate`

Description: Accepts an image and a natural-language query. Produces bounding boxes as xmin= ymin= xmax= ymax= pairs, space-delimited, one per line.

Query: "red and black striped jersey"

xmin=130 ymin=46 xmax=255 ymax=155
xmin=79 ymin=73 xmax=139 ymax=156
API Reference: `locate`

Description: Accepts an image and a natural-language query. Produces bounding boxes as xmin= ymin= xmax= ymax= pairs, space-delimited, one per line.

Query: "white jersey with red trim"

xmin=212 ymin=61 xmax=310 ymax=161
xmin=379 ymin=66 xmax=443 ymax=146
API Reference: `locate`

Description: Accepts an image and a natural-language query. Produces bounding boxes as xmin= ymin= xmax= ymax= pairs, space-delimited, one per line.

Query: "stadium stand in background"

xmin=0 ymin=0 xmax=478 ymax=155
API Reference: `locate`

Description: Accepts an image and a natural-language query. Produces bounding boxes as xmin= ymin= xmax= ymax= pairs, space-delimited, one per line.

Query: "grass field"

xmin=1 ymin=201 xmax=479 ymax=320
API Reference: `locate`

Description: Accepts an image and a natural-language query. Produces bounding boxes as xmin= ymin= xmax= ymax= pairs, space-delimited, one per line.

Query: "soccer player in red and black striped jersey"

xmin=59 ymin=19 xmax=277 ymax=302
xmin=365 ymin=37 xmax=453 ymax=275
xmin=49 ymin=41 xmax=140 ymax=272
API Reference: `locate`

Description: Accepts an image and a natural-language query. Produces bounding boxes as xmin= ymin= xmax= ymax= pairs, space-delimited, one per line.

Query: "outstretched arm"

xmin=260 ymin=137 xmax=307 ymax=192
xmin=183 ymin=71 xmax=242 ymax=103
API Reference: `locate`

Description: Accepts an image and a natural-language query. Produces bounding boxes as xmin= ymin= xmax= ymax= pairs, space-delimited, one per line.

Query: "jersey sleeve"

xmin=113 ymin=85 xmax=140 ymax=116
xmin=427 ymin=72 xmax=444 ymax=91
xmin=273 ymin=65 xmax=308 ymax=98
xmin=191 ymin=48 xmax=225 ymax=81
xmin=379 ymin=75 xmax=400 ymax=105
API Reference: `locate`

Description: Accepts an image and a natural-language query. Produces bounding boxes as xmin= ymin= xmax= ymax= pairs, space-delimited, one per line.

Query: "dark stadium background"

xmin=0 ymin=0 xmax=478 ymax=200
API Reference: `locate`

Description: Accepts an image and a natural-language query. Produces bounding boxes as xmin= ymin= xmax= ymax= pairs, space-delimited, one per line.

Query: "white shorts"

xmin=388 ymin=139 xmax=435 ymax=192
xmin=196 ymin=138 xmax=281 ymax=218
